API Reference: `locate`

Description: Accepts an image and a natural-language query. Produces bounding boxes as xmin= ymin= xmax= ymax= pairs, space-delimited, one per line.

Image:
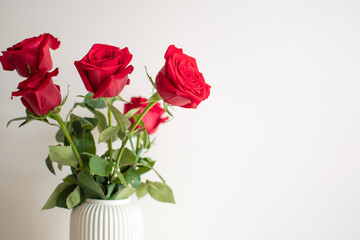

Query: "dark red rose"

xmin=0 ymin=33 xmax=60 ymax=77
xmin=11 ymin=69 xmax=61 ymax=116
xmin=74 ymin=44 xmax=134 ymax=99
xmin=155 ymin=45 xmax=210 ymax=109
xmin=124 ymin=97 xmax=168 ymax=134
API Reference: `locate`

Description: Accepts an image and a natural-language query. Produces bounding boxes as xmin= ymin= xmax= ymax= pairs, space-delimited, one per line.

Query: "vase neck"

xmin=85 ymin=198 xmax=131 ymax=205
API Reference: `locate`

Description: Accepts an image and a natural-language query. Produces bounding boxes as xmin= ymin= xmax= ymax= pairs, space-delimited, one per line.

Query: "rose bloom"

xmin=155 ymin=45 xmax=211 ymax=109
xmin=124 ymin=97 xmax=168 ymax=134
xmin=0 ymin=33 xmax=60 ymax=77
xmin=75 ymin=44 xmax=134 ymax=98
xmin=11 ymin=69 xmax=61 ymax=116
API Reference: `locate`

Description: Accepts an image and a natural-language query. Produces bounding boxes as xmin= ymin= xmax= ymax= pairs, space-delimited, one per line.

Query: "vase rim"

xmin=85 ymin=198 xmax=131 ymax=205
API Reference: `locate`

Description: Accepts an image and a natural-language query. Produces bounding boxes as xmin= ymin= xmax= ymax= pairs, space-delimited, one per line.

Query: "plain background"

xmin=1 ymin=0 xmax=360 ymax=239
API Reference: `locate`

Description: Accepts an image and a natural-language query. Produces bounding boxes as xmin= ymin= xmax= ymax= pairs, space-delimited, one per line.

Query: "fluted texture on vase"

xmin=70 ymin=199 xmax=143 ymax=240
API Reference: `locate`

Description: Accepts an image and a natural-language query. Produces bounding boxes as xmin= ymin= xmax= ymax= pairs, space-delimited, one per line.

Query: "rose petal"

xmin=75 ymin=61 xmax=94 ymax=93
xmin=0 ymin=54 xmax=15 ymax=71
xmin=92 ymin=76 xmax=112 ymax=98
xmin=164 ymin=45 xmax=183 ymax=60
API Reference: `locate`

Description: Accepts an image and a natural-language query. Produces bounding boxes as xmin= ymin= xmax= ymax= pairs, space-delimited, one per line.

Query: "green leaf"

xmin=108 ymin=105 xmax=131 ymax=131
xmin=55 ymin=129 xmax=65 ymax=143
xmin=57 ymin=163 xmax=63 ymax=171
xmin=145 ymin=66 xmax=156 ymax=89
xmin=84 ymin=93 xmax=106 ymax=109
xmin=99 ymin=126 xmax=121 ymax=143
xmin=18 ymin=118 xmax=35 ymax=127
xmin=137 ymin=157 xmax=155 ymax=174
xmin=9 ymin=110 xmax=42 ymax=128
xmin=115 ymin=95 xmax=129 ymax=103
xmin=124 ymin=167 xmax=141 ymax=188
xmin=6 ymin=117 xmax=27 ymax=128
xmin=63 ymin=175 xmax=77 ymax=184
xmin=117 ymin=131 xmax=126 ymax=141
xmin=56 ymin=185 xmax=77 ymax=209
xmin=89 ymin=155 xmax=113 ymax=177
xmin=120 ymin=148 xmax=136 ymax=165
xmin=125 ymin=108 xmax=141 ymax=119
xmin=147 ymin=92 xmax=162 ymax=103
xmin=77 ymin=169 xmax=106 ymax=199
xmin=116 ymin=170 xmax=128 ymax=186
xmin=96 ymin=176 xmax=107 ymax=185
xmin=70 ymin=114 xmax=97 ymax=131
xmin=42 ymin=182 xmax=73 ymax=210
xmin=84 ymin=117 xmax=99 ymax=129
xmin=74 ymin=132 xmax=96 ymax=154
xmin=108 ymin=184 xmax=125 ymax=200
xmin=70 ymin=121 xmax=85 ymax=138
xmin=95 ymin=110 xmax=108 ymax=133
xmin=115 ymin=185 xmax=136 ymax=199
xmin=81 ymin=152 xmax=95 ymax=158
xmin=136 ymin=183 xmax=148 ymax=199
xmin=49 ymin=145 xmax=78 ymax=168
xmin=147 ymin=181 xmax=175 ymax=204
xmin=106 ymin=184 xmax=116 ymax=199
xmin=111 ymin=148 xmax=136 ymax=165
xmin=45 ymin=155 xmax=55 ymax=175
xmin=69 ymin=115 xmax=98 ymax=140
xmin=142 ymin=129 xmax=151 ymax=149
xmin=66 ymin=185 xmax=81 ymax=209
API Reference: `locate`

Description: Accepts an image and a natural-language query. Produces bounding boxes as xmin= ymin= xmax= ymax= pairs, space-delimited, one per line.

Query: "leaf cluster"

xmin=41 ymin=91 xmax=175 ymax=210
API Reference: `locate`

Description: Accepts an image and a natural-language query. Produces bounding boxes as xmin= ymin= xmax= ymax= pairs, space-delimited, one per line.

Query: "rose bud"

xmin=0 ymin=33 xmax=60 ymax=77
xmin=11 ymin=69 xmax=61 ymax=116
xmin=75 ymin=44 xmax=134 ymax=98
xmin=155 ymin=45 xmax=211 ymax=109
xmin=124 ymin=97 xmax=168 ymax=134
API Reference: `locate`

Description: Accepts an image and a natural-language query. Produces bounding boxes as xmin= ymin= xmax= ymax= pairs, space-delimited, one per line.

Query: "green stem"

xmin=136 ymin=133 xmax=142 ymax=153
xmin=129 ymin=102 xmax=157 ymax=135
xmin=53 ymin=113 xmax=84 ymax=169
xmin=111 ymin=102 xmax=157 ymax=181
xmin=107 ymin=105 xmax=113 ymax=154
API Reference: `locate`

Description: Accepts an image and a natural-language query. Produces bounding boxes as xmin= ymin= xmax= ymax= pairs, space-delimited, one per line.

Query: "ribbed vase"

xmin=70 ymin=198 xmax=143 ymax=240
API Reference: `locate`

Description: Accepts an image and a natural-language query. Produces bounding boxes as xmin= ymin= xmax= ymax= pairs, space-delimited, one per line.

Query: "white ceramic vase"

xmin=70 ymin=198 xmax=143 ymax=240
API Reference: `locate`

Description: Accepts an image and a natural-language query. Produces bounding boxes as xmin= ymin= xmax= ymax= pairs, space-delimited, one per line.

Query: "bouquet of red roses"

xmin=1 ymin=33 xmax=210 ymax=210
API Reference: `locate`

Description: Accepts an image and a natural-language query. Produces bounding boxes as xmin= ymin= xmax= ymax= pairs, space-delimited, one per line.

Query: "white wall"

xmin=1 ymin=0 xmax=360 ymax=239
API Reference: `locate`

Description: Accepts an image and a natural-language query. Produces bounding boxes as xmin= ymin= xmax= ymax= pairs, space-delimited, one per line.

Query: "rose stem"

xmin=107 ymin=104 xmax=113 ymax=155
xmin=53 ymin=113 xmax=84 ymax=169
xmin=111 ymin=102 xmax=157 ymax=181
xmin=136 ymin=132 xmax=142 ymax=155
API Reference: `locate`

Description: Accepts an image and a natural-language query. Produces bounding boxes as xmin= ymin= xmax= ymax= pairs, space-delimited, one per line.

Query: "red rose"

xmin=0 ymin=33 xmax=60 ymax=77
xmin=75 ymin=44 xmax=134 ymax=98
xmin=155 ymin=45 xmax=210 ymax=109
xmin=124 ymin=97 xmax=168 ymax=134
xmin=11 ymin=69 xmax=61 ymax=116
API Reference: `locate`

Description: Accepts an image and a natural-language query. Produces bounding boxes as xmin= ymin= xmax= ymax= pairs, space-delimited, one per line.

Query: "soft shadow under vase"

xmin=70 ymin=198 xmax=143 ymax=240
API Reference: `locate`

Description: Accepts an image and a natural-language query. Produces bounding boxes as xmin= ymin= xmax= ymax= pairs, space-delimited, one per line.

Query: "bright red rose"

xmin=75 ymin=44 xmax=134 ymax=99
xmin=155 ymin=45 xmax=210 ymax=109
xmin=124 ymin=97 xmax=168 ymax=134
xmin=11 ymin=69 xmax=61 ymax=116
xmin=0 ymin=33 xmax=60 ymax=77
